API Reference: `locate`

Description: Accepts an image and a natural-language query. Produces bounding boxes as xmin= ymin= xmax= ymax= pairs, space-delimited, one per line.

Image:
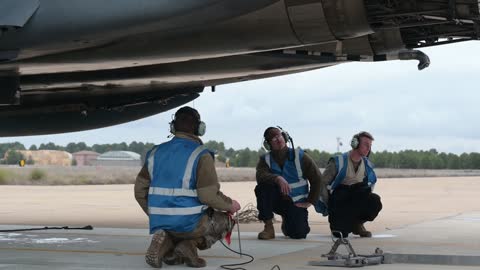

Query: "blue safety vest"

xmin=328 ymin=152 xmax=377 ymax=193
xmin=315 ymin=153 xmax=377 ymax=216
xmin=262 ymin=148 xmax=309 ymax=203
xmin=145 ymin=137 xmax=212 ymax=234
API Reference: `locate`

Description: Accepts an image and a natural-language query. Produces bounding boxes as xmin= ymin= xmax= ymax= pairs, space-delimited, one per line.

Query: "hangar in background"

xmin=72 ymin=151 xmax=100 ymax=166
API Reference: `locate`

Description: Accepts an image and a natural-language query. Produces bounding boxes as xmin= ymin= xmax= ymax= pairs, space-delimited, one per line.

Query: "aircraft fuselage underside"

xmin=0 ymin=0 xmax=479 ymax=135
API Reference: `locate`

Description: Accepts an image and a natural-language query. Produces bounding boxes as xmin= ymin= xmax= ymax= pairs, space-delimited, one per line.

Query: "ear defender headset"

xmin=350 ymin=133 xmax=361 ymax=149
xmin=262 ymin=126 xmax=291 ymax=151
xmin=169 ymin=106 xmax=206 ymax=136
xmin=350 ymin=131 xmax=374 ymax=150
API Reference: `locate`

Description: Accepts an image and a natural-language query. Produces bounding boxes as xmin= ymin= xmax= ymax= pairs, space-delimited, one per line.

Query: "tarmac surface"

xmin=1 ymin=178 xmax=480 ymax=269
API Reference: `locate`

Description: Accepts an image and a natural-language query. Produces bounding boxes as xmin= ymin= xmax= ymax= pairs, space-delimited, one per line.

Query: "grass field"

xmin=1 ymin=165 xmax=480 ymax=185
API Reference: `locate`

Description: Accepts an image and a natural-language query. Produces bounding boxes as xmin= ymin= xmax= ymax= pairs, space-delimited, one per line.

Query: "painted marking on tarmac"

xmin=0 ymin=247 xmax=144 ymax=256
xmin=0 ymin=233 xmax=237 ymax=258
xmin=0 ymin=233 xmax=99 ymax=244
xmin=454 ymin=217 xmax=480 ymax=222
xmin=372 ymin=234 xmax=396 ymax=238
xmin=0 ymin=247 xmax=238 ymax=259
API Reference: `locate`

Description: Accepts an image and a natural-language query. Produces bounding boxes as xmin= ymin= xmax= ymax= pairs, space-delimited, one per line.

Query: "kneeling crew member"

xmin=255 ymin=126 xmax=324 ymax=240
xmin=134 ymin=106 xmax=241 ymax=268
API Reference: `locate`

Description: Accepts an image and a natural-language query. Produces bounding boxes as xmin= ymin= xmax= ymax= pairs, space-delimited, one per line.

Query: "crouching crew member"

xmin=134 ymin=106 xmax=241 ymax=268
xmin=255 ymin=126 xmax=325 ymax=240
xmin=323 ymin=131 xmax=382 ymax=238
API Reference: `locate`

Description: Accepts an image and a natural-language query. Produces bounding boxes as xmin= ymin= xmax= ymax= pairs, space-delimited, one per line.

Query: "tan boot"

xmin=145 ymin=230 xmax=174 ymax=268
xmin=352 ymin=223 xmax=372 ymax=238
xmin=257 ymin=219 xmax=275 ymax=240
xmin=174 ymin=240 xmax=207 ymax=268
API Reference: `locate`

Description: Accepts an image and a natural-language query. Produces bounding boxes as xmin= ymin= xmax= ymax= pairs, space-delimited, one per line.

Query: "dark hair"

xmin=263 ymin=127 xmax=279 ymax=141
xmin=358 ymin=131 xmax=374 ymax=141
xmin=174 ymin=106 xmax=200 ymax=133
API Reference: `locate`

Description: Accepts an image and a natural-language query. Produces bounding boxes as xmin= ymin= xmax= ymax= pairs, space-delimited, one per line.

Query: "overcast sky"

xmin=2 ymin=41 xmax=479 ymax=154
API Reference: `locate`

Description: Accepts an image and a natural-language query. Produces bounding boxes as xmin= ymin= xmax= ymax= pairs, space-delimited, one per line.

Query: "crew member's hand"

xmin=294 ymin=202 xmax=312 ymax=209
xmin=275 ymin=176 xmax=291 ymax=195
xmin=229 ymin=200 xmax=241 ymax=214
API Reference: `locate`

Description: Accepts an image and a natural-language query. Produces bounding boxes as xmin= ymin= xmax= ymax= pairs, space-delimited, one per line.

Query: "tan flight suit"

xmin=134 ymin=132 xmax=234 ymax=267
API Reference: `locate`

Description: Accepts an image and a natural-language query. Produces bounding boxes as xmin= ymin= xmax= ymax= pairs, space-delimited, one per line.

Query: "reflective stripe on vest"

xmin=263 ymin=148 xmax=309 ymax=203
xmin=291 ymin=194 xmax=308 ymax=202
xmin=149 ymin=205 xmax=206 ymax=216
xmin=364 ymin=158 xmax=377 ymax=190
xmin=147 ymin=146 xmax=159 ymax=179
xmin=182 ymin=146 xmax=208 ymax=188
xmin=326 ymin=153 xmax=347 ymax=193
xmin=149 ymin=187 xmax=197 ymax=197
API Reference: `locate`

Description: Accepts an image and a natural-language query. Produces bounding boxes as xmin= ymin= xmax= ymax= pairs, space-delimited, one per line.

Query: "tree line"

xmin=205 ymin=141 xmax=480 ymax=169
xmin=1 ymin=141 xmax=480 ymax=169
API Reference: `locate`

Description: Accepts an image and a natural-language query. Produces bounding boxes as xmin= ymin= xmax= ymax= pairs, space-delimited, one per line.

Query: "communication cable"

xmin=219 ymin=210 xmax=281 ymax=270
xmin=0 ymin=225 xmax=93 ymax=233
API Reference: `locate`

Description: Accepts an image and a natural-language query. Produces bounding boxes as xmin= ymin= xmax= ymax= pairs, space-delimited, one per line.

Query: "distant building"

xmin=72 ymin=151 xmax=100 ymax=166
xmin=18 ymin=150 xmax=72 ymax=166
xmin=92 ymin=151 xmax=141 ymax=167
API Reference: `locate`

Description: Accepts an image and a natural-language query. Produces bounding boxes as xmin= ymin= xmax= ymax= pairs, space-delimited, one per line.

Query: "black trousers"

xmin=255 ymin=182 xmax=310 ymax=239
xmin=328 ymin=183 xmax=382 ymax=237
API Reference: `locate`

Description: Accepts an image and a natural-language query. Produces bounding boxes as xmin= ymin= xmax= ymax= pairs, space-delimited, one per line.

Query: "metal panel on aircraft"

xmin=285 ymin=0 xmax=335 ymax=44
xmin=0 ymin=0 xmax=39 ymax=27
